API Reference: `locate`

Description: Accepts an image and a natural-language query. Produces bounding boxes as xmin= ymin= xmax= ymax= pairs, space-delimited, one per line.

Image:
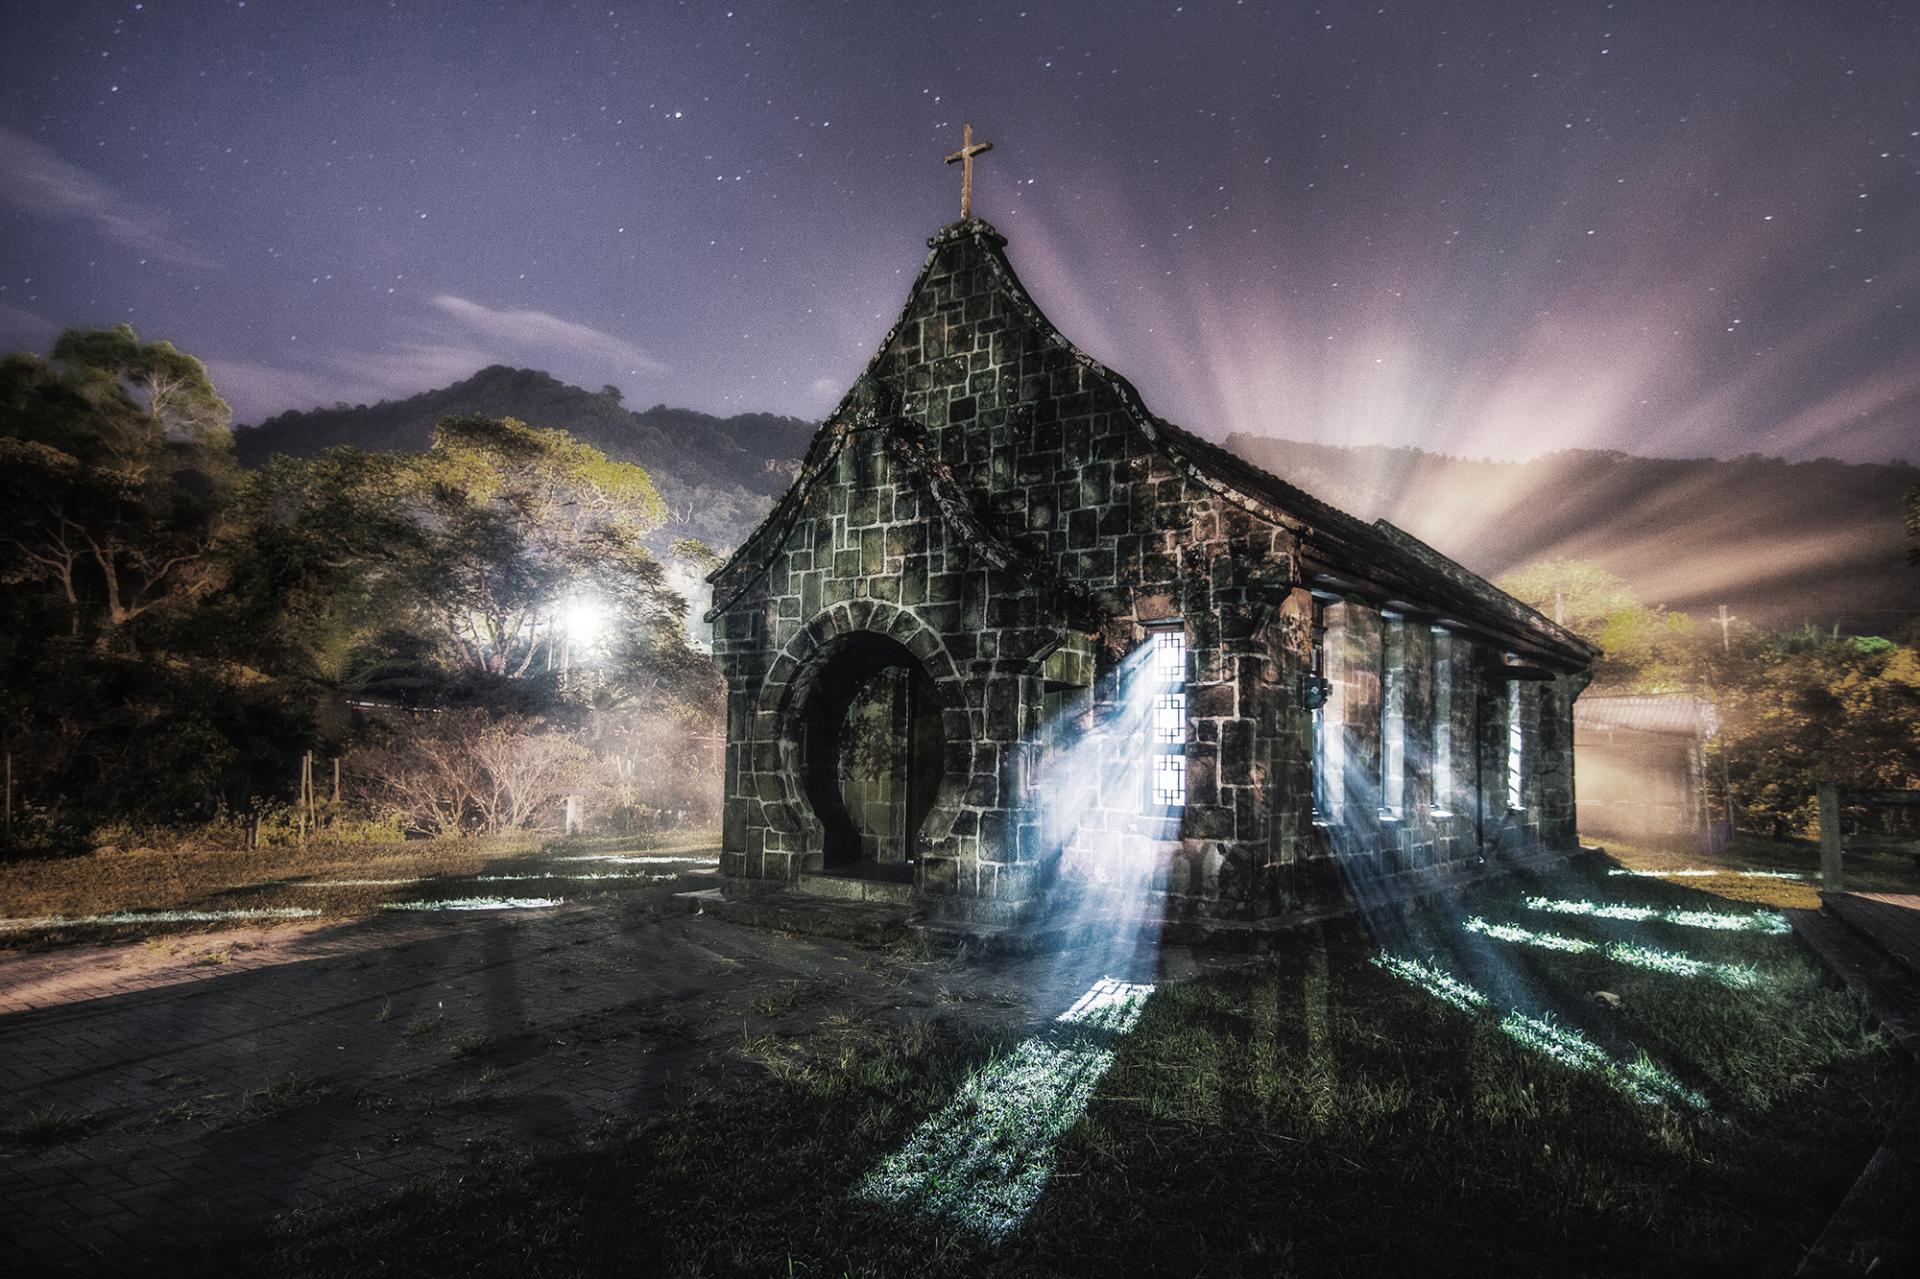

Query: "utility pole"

xmin=1716 ymin=604 xmax=1734 ymax=653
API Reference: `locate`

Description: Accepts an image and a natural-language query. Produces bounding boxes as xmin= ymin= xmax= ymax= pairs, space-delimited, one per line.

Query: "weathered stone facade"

xmin=707 ymin=218 xmax=1596 ymax=926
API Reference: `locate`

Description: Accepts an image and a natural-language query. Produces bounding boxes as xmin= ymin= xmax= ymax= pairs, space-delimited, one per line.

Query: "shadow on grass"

xmin=182 ymin=854 xmax=1911 ymax=1279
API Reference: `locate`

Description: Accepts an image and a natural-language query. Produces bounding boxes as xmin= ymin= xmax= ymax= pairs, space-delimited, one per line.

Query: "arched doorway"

xmin=794 ymin=632 xmax=948 ymax=870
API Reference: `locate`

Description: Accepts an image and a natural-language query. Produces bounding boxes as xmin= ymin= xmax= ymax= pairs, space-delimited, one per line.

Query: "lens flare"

xmin=855 ymin=977 xmax=1155 ymax=1239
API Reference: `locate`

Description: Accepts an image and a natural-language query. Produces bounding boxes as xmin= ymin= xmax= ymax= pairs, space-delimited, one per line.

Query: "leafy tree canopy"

xmin=0 ymin=327 xmax=237 ymax=645
xmin=1496 ymin=558 xmax=1696 ymax=691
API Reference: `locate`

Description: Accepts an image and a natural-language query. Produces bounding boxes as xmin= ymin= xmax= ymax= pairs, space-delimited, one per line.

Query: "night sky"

xmin=1 ymin=0 xmax=1915 ymax=463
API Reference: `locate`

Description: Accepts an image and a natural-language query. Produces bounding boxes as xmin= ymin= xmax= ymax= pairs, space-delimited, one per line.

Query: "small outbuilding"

xmin=1574 ymin=694 xmax=1720 ymax=845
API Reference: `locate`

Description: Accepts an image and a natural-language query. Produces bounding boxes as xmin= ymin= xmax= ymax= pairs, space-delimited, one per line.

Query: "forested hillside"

xmin=236 ymin=366 xmax=815 ymax=554
xmin=1224 ymin=436 xmax=1920 ymax=631
xmin=235 ymin=369 xmax=1918 ymax=633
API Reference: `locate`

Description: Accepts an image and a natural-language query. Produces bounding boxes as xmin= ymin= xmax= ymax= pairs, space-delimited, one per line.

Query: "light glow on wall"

xmin=855 ymin=977 xmax=1155 ymax=1239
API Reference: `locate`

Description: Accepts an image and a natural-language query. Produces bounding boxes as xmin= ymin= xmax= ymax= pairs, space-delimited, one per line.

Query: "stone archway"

xmin=754 ymin=603 xmax=971 ymax=875
xmin=795 ymin=632 xmax=945 ymax=868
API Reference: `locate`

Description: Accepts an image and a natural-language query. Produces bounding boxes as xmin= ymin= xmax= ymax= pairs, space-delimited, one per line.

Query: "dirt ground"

xmin=0 ymin=848 xmax=1225 ymax=1274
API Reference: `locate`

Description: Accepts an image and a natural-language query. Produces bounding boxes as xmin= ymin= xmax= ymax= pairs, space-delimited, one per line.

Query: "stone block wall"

xmin=709 ymin=218 xmax=1588 ymax=925
xmin=710 ymin=221 xmax=1314 ymax=922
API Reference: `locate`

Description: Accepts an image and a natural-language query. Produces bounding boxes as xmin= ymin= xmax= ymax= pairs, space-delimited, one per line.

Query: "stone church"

xmin=707 ymin=178 xmax=1595 ymax=928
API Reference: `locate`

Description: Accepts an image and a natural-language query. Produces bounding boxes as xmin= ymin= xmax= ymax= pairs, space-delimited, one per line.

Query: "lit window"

xmin=1431 ymin=629 xmax=1453 ymax=813
xmin=1507 ymin=657 xmax=1526 ymax=810
xmin=1146 ymin=628 xmax=1185 ymax=811
xmin=1381 ymin=619 xmax=1405 ymax=817
xmin=1152 ymin=691 xmax=1185 ymax=743
xmin=1152 ymin=754 xmax=1187 ymax=807
xmin=1152 ymin=629 xmax=1185 ymax=680
xmin=1311 ymin=602 xmax=1334 ymax=820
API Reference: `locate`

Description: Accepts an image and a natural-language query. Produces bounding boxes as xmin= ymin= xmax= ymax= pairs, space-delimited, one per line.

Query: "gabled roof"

xmin=1574 ymin=694 xmax=1719 ymax=739
xmin=709 ymin=218 xmax=1598 ymax=668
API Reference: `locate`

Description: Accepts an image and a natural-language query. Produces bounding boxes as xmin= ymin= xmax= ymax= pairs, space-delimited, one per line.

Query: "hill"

xmin=233 ymin=371 xmax=1919 ymax=632
xmin=235 ymin=365 xmax=816 ymax=555
xmin=1223 ymin=435 xmax=1920 ymax=632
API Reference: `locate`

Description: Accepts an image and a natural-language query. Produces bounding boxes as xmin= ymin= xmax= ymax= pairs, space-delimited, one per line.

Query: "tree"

xmin=348 ymin=711 xmax=597 ymax=835
xmin=1495 ymin=559 xmax=1698 ymax=690
xmin=0 ymin=327 xmax=236 ymax=646
xmin=1714 ymin=630 xmax=1920 ymax=836
xmin=1906 ymin=483 xmax=1918 ymax=567
xmin=239 ymin=415 xmax=711 ymax=715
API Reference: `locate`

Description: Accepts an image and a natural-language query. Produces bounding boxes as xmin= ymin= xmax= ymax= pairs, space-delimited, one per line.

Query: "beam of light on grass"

xmin=1496 ymin=1008 xmax=1709 ymax=1109
xmin=379 ymin=897 xmax=564 ymax=912
xmin=1464 ymin=917 xmax=1764 ymax=990
xmin=855 ymin=977 xmax=1154 ymax=1240
xmin=1523 ymin=896 xmax=1791 ymax=934
xmin=1463 ymin=916 xmax=1599 ymax=954
xmin=1370 ymin=952 xmax=1490 ymax=1012
xmin=0 ymin=907 xmax=321 ymax=932
xmin=1371 ymin=953 xmax=1707 ymax=1110
xmin=1603 ymin=941 xmax=1762 ymax=990
xmin=1606 ymin=868 xmax=1806 ymax=881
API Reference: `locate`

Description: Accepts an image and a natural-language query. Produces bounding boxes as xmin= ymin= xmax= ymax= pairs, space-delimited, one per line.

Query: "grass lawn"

xmin=1599 ymin=828 xmax=1920 ymax=909
xmin=0 ymin=829 xmax=721 ymax=948
xmin=194 ymin=848 xmax=1913 ymax=1278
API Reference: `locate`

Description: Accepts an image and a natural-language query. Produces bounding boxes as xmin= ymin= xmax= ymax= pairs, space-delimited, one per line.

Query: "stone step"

xmin=1787 ymin=906 xmax=1920 ymax=1056
xmin=796 ymin=870 xmax=914 ymax=906
xmin=672 ymin=887 xmax=911 ymax=945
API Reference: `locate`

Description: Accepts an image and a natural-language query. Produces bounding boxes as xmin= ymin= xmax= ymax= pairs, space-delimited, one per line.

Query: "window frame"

xmin=1144 ymin=626 xmax=1187 ymax=811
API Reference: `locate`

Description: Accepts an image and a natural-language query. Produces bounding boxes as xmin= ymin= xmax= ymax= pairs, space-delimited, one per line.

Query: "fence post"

xmin=1819 ymin=782 xmax=1844 ymax=892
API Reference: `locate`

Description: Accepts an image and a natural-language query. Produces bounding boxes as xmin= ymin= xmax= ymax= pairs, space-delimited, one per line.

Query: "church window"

xmin=1310 ymin=601 xmax=1334 ymax=820
xmin=1147 ymin=628 xmax=1186 ymax=809
xmin=1507 ymin=656 xmax=1526 ymax=810
xmin=1431 ymin=629 xmax=1453 ymax=814
xmin=1381 ymin=619 xmax=1406 ymax=818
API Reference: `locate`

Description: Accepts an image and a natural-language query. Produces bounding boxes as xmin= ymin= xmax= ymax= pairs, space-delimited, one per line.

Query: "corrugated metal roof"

xmin=1574 ymin=694 xmax=1719 ymax=740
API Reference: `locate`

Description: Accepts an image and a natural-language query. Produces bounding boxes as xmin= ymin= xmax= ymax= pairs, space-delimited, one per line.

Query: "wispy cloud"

xmin=211 ymin=342 xmax=494 ymax=424
xmin=0 ymin=127 xmax=214 ymax=268
xmin=429 ymin=294 xmax=667 ymax=376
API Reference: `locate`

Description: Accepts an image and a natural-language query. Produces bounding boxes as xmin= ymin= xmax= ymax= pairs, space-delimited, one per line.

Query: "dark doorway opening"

xmin=796 ymin=632 xmax=947 ymax=870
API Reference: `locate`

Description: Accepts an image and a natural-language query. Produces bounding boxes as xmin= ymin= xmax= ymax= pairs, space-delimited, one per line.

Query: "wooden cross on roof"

xmin=944 ymin=122 xmax=993 ymax=221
